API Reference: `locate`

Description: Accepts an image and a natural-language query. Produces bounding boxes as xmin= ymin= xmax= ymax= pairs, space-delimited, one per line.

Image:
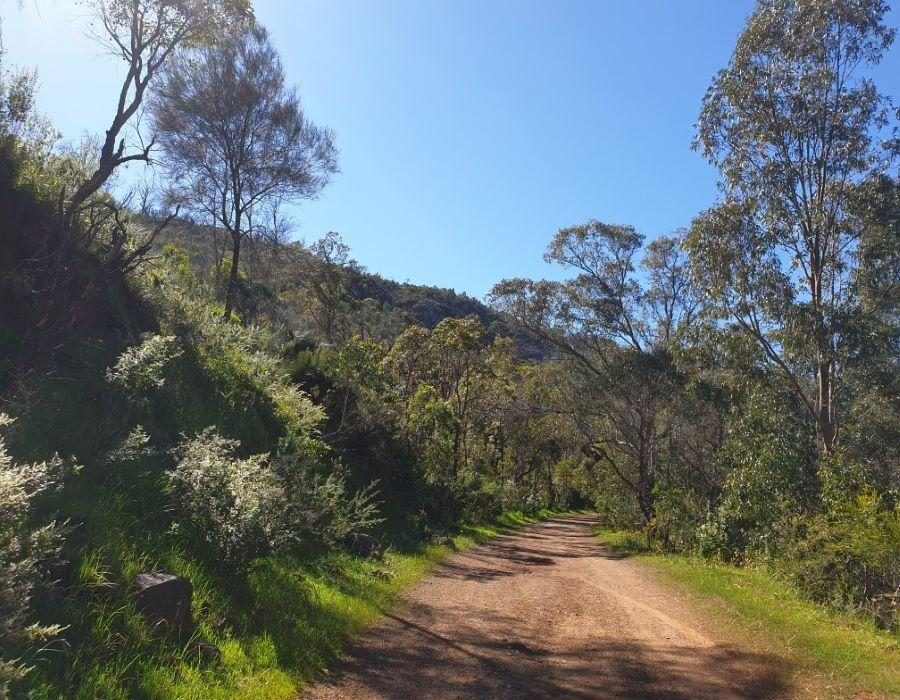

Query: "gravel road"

xmin=304 ymin=514 xmax=789 ymax=699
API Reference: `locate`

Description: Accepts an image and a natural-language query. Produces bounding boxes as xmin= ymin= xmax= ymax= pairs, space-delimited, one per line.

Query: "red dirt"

xmin=304 ymin=514 xmax=792 ymax=699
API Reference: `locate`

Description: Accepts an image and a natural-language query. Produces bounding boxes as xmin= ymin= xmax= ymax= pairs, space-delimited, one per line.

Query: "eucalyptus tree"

xmin=688 ymin=0 xmax=898 ymax=456
xmin=839 ymin=175 xmax=900 ymax=491
xmin=66 ymin=0 xmax=252 ymax=229
xmin=16 ymin=0 xmax=250 ymax=360
xmin=153 ymin=24 xmax=338 ymax=318
xmin=491 ymin=222 xmax=712 ymax=523
xmin=299 ymin=231 xmax=358 ymax=342
xmin=385 ymin=317 xmax=490 ymax=481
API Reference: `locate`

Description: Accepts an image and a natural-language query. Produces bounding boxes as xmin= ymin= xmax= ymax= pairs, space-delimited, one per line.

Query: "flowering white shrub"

xmin=169 ymin=429 xmax=282 ymax=563
xmin=105 ymin=425 xmax=155 ymax=464
xmin=144 ymin=268 xmax=326 ymax=436
xmin=106 ymin=334 xmax=182 ymax=395
xmin=0 ymin=415 xmax=66 ymax=699
xmin=169 ymin=429 xmax=380 ymax=565
xmin=188 ymin=315 xmax=325 ymax=435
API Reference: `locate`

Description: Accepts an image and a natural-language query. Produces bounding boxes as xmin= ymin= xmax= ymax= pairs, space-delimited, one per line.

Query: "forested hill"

xmin=1 ymin=1 xmax=899 ymax=698
xmin=150 ymin=218 xmax=550 ymax=358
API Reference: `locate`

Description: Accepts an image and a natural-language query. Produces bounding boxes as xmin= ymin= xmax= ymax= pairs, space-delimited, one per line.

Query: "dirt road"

xmin=305 ymin=514 xmax=790 ymax=699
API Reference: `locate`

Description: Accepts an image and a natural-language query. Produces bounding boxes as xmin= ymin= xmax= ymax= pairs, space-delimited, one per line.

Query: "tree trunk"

xmin=638 ymin=486 xmax=655 ymax=524
xmin=818 ymin=360 xmax=837 ymax=456
xmin=223 ymin=232 xmax=241 ymax=320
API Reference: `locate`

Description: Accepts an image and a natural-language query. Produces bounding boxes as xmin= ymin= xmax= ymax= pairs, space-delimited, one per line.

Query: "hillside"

xmin=1 ymin=2 xmax=898 ymax=699
xmin=151 ymin=218 xmax=550 ymax=358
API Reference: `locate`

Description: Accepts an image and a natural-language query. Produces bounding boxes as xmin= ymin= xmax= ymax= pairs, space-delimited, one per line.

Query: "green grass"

xmin=6 ymin=323 xmax=577 ymax=699
xmin=21 ymin=508 xmax=567 ymax=700
xmin=143 ymin=508 xmax=571 ymax=699
xmin=597 ymin=529 xmax=900 ymax=699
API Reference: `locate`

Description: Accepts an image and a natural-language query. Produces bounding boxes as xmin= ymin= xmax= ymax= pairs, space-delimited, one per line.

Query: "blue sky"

xmin=4 ymin=1 xmax=900 ymax=297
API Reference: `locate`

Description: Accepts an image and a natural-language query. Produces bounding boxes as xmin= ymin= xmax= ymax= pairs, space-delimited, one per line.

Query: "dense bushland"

xmin=0 ymin=8 xmax=583 ymax=692
xmin=488 ymin=0 xmax=900 ymax=624
xmin=0 ymin=0 xmax=898 ymax=697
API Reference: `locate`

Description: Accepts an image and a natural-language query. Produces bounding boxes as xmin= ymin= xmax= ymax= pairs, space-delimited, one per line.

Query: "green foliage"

xmin=697 ymin=390 xmax=816 ymax=560
xmin=646 ymin=487 xmax=706 ymax=553
xmin=118 ymin=252 xmax=327 ymax=450
xmin=1 ymin=0 xmax=898 ymax=695
xmin=780 ymin=489 xmax=900 ymax=612
xmin=689 ymin=0 xmax=898 ymax=456
xmin=592 ymin=466 xmax=645 ymax=530
xmin=320 ymin=317 xmax=572 ymax=531
xmin=106 ymin=334 xmax=183 ymax=395
xmin=166 ymin=411 xmax=381 ymax=565
xmin=0 ymin=415 xmax=71 ymax=699
xmin=169 ymin=429 xmax=284 ymax=564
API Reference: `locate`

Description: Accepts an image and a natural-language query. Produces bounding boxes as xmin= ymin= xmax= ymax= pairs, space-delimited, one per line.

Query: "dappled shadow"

xmin=431 ymin=515 xmax=624 ymax=582
xmin=309 ymin=604 xmax=790 ymax=699
xmin=304 ymin=514 xmax=791 ymax=699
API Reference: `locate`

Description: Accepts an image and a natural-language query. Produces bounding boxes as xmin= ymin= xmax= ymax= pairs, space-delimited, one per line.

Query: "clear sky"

xmin=3 ymin=1 xmax=900 ymax=297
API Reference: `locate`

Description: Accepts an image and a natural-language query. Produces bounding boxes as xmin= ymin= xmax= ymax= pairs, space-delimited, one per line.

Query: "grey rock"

xmin=133 ymin=572 xmax=193 ymax=633
xmin=436 ymin=536 xmax=457 ymax=550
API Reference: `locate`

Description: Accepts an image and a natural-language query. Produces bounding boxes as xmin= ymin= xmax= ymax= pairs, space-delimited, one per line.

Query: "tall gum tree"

xmin=688 ymin=0 xmax=899 ymax=456
xmin=152 ymin=24 xmax=338 ymax=319
xmin=66 ymin=0 xmax=253 ymax=229
xmin=491 ymin=222 xmax=712 ymax=523
xmin=15 ymin=1 xmax=251 ymax=360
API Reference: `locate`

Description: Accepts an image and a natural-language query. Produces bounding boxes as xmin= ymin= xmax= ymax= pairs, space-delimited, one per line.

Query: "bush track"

xmin=304 ymin=514 xmax=791 ymax=699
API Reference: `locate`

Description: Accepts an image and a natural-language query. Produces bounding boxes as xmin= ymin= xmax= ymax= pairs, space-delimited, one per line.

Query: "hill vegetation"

xmin=0 ymin=0 xmax=898 ymax=698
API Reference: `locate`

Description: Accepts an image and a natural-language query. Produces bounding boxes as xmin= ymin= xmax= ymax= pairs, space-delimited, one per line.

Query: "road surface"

xmin=304 ymin=514 xmax=789 ymax=699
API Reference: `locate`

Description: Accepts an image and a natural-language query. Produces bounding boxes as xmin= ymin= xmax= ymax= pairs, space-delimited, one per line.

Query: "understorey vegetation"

xmin=0 ymin=0 xmax=898 ymax=697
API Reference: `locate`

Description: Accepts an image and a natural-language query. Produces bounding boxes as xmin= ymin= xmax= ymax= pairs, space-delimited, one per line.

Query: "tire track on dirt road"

xmin=304 ymin=514 xmax=791 ymax=699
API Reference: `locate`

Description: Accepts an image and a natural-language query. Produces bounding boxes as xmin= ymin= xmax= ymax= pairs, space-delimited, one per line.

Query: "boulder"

xmin=133 ymin=572 xmax=193 ymax=633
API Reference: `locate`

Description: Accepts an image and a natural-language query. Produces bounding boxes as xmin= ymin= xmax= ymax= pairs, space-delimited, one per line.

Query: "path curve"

xmin=304 ymin=514 xmax=791 ymax=699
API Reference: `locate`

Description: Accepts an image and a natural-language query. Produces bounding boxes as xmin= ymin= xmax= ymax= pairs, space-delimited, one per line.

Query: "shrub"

xmin=273 ymin=451 xmax=382 ymax=549
xmin=147 ymin=267 xmax=326 ymax=439
xmin=648 ymin=487 xmax=705 ymax=552
xmin=169 ymin=429 xmax=381 ymax=566
xmin=168 ymin=428 xmax=280 ymax=563
xmin=105 ymin=334 xmax=182 ymax=396
xmin=0 ymin=414 xmax=68 ymax=699
xmin=780 ymin=489 xmax=900 ymax=612
xmin=696 ymin=391 xmax=815 ymax=561
xmin=104 ymin=425 xmax=155 ymax=464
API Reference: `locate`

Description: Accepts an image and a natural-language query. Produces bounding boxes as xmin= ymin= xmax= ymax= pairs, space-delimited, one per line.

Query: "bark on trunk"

xmin=223 ymin=233 xmax=241 ymax=320
xmin=817 ymin=359 xmax=837 ymax=456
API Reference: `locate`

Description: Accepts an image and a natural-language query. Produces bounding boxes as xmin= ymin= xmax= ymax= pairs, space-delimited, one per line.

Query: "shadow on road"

xmin=321 ymin=606 xmax=790 ymax=699
xmin=305 ymin=514 xmax=792 ymax=699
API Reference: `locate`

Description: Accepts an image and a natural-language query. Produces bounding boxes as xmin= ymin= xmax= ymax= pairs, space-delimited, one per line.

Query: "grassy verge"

xmin=597 ymin=529 xmax=900 ymax=699
xmin=26 ymin=509 xmax=566 ymax=700
xmin=150 ymin=508 xmax=569 ymax=699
